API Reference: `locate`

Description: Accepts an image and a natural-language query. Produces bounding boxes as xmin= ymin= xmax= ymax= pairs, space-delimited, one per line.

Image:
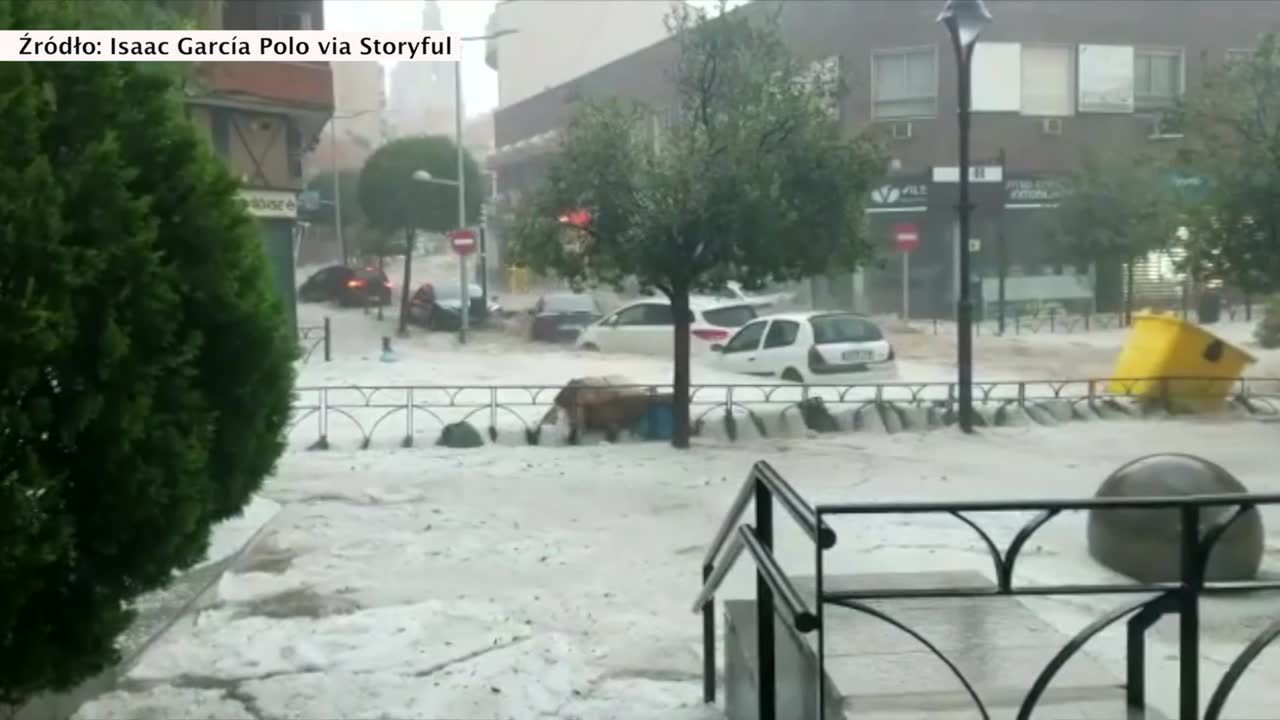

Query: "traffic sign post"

xmin=893 ymin=223 xmax=920 ymax=320
xmin=449 ymin=228 xmax=477 ymax=256
xmin=448 ymin=228 xmax=478 ymax=343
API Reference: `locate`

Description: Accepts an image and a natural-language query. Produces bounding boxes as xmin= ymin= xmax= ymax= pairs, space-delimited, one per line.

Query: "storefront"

xmin=865 ymin=170 xmax=1092 ymax=319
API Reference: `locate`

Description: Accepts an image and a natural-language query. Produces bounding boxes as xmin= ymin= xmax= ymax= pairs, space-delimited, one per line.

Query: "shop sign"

xmin=239 ymin=189 xmax=298 ymax=219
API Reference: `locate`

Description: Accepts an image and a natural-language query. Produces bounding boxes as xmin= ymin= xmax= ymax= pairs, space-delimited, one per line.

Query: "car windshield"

xmin=701 ymin=305 xmax=757 ymax=328
xmin=811 ymin=315 xmax=884 ymax=344
xmin=543 ymin=294 xmax=597 ymax=313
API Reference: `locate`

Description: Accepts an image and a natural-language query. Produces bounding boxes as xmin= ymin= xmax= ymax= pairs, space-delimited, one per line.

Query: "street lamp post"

xmin=440 ymin=29 xmax=519 ymax=345
xmin=939 ymin=0 xmax=992 ymax=435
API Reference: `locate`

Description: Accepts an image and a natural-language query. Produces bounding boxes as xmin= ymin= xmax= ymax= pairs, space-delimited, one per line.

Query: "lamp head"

xmin=938 ymin=0 xmax=992 ymax=50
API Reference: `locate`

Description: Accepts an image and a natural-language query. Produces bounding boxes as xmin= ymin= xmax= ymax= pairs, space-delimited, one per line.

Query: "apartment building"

xmin=490 ymin=0 xmax=1280 ymax=316
xmin=483 ymin=0 xmax=670 ymax=110
xmin=185 ymin=0 xmax=334 ymax=333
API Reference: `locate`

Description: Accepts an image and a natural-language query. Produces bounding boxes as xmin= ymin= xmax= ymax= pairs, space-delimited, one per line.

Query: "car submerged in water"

xmin=298 ymin=265 xmax=392 ymax=307
xmin=408 ymin=283 xmax=502 ymax=331
xmin=529 ymin=292 xmax=605 ymax=343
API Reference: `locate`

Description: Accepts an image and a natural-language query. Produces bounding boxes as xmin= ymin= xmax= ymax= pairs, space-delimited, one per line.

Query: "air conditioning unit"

xmin=1040 ymin=117 xmax=1063 ymax=136
xmin=890 ymin=122 xmax=913 ymax=140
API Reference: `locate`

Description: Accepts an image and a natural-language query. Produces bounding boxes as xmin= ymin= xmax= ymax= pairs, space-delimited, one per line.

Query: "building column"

xmin=258 ymin=217 xmax=299 ymax=337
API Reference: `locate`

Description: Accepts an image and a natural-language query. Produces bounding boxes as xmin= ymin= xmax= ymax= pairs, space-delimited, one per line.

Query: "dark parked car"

xmin=530 ymin=293 xmax=603 ymax=343
xmin=408 ymin=283 xmax=502 ymax=331
xmin=298 ymin=265 xmax=354 ymax=303
xmin=337 ymin=267 xmax=392 ymax=307
xmin=298 ymin=265 xmax=391 ymax=306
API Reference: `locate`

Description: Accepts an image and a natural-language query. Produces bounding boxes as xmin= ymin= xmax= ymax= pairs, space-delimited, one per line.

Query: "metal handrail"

xmin=691 ymin=526 xmax=746 ymax=613
xmin=693 ymin=460 xmax=838 ymax=710
xmin=740 ymin=525 xmax=820 ymax=633
xmin=819 ymin=491 xmax=1280 ymax=515
xmin=700 ymin=460 xmax=836 ymax=572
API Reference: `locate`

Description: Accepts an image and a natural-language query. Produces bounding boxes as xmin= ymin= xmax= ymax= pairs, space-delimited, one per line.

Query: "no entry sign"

xmin=893 ymin=223 xmax=920 ymax=252
xmin=448 ymin=228 xmax=477 ymax=256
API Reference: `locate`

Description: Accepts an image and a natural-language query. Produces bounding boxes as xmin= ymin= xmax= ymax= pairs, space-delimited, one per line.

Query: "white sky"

xmin=323 ymin=0 xmax=742 ymax=118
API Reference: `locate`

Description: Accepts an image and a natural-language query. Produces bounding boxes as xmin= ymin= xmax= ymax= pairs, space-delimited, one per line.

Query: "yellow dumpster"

xmin=507 ymin=266 xmax=532 ymax=294
xmin=1109 ymin=311 xmax=1256 ymax=410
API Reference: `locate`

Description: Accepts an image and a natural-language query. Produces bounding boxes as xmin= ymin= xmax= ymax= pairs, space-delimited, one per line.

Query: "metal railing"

xmin=691 ymin=461 xmax=834 ymax=707
xmin=287 ymin=376 xmax=1280 ymax=449
xmin=297 ymin=318 xmax=331 ymax=363
xmin=912 ymin=302 xmax=1259 ymax=337
xmin=692 ymin=461 xmax=1280 ymax=720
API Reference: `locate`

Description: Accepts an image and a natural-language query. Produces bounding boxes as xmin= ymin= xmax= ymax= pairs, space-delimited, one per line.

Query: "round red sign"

xmin=448 ymin=228 xmax=477 ymax=257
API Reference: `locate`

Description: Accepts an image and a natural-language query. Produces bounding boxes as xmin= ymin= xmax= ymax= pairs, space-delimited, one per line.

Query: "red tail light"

xmin=346 ymin=279 xmax=365 ymax=289
xmin=383 ymin=281 xmax=393 ymax=288
xmin=691 ymin=328 xmax=729 ymax=342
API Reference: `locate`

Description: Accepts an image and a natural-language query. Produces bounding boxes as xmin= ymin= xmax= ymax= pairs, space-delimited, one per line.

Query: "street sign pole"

xmin=902 ymin=252 xmax=911 ymax=321
xmin=892 ymin=223 xmax=920 ymax=321
xmin=459 ymin=251 xmax=468 ymax=344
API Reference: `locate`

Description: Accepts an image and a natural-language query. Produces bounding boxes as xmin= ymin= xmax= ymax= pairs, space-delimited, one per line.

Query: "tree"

xmin=1179 ymin=35 xmax=1280 ymax=302
xmin=0 ymin=0 xmax=295 ymax=706
xmin=358 ymin=135 xmax=483 ymax=335
xmin=302 ymin=170 xmax=363 ymax=263
xmin=1057 ymin=150 xmax=1182 ymax=324
xmin=509 ymin=2 xmax=885 ymax=448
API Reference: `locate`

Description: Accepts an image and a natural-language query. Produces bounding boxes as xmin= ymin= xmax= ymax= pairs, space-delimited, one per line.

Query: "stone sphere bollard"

xmin=1087 ymin=454 xmax=1264 ymax=583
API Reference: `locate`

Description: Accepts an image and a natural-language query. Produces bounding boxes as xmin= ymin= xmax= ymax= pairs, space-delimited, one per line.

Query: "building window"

xmin=873 ymin=48 xmax=936 ymax=120
xmin=1020 ymin=45 xmax=1074 ymax=116
xmin=972 ymin=43 xmax=1022 ymax=112
xmin=1078 ymin=44 xmax=1135 ymax=113
xmin=1135 ymin=49 xmax=1183 ymax=110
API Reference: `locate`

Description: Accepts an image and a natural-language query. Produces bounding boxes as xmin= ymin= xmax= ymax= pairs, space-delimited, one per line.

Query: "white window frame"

xmin=1018 ymin=43 xmax=1076 ymax=117
xmin=871 ymin=45 xmax=939 ymax=121
xmin=1134 ymin=47 xmax=1186 ymax=111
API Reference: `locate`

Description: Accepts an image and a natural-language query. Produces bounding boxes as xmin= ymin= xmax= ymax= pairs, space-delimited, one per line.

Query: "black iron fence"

xmin=297 ymin=318 xmax=331 ymax=363
xmin=912 ymin=303 xmax=1259 ymax=337
xmin=693 ymin=460 xmax=1280 ymax=720
xmin=288 ymin=376 xmax=1280 ymax=449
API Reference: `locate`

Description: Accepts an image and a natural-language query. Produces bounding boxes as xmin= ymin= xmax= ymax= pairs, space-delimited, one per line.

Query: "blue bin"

xmin=645 ymin=401 xmax=675 ymax=441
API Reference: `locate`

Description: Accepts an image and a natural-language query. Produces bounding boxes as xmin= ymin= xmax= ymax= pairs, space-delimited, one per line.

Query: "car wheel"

xmin=781 ymin=368 xmax=804 ymax=384
xmin=580 ymin=343 xmax=600 ymax=352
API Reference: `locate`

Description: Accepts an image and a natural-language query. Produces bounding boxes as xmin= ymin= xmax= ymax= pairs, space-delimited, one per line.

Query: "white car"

xmin=711 ymin=311 xmax=897 ymax=384
xmin=575 ymin=298 xmax=759 ymax=357
xmin=709 ymin=281 xmax=796 ymax=311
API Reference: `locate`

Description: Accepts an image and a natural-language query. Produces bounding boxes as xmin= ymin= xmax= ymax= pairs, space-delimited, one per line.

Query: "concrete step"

xmin=724 ymin=570 xmax=1169 ymax=720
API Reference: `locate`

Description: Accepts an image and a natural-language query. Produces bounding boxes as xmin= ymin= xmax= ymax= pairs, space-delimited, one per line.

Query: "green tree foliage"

xmin=0 ymin=0 xmax=295 ymax=705
xmin=1057 ymin=151 xmax=1181 ymax=323
xmin=1255 ymin=294 xmax=1280 ymax=349
xmin=1179 ymin=35 xmax=1280 ymax=300
xmin=509 ymin=2 xmax=884 ymax=448
xmin=358 ymin=135 xmax=483 ymax=333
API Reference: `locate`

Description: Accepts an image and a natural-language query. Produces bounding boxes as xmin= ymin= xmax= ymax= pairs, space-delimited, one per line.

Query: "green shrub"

xmin=0 ymin=0 xmax=294 ymax=704
xmin=1254 ymin=295 xmax=1280 ymax=349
